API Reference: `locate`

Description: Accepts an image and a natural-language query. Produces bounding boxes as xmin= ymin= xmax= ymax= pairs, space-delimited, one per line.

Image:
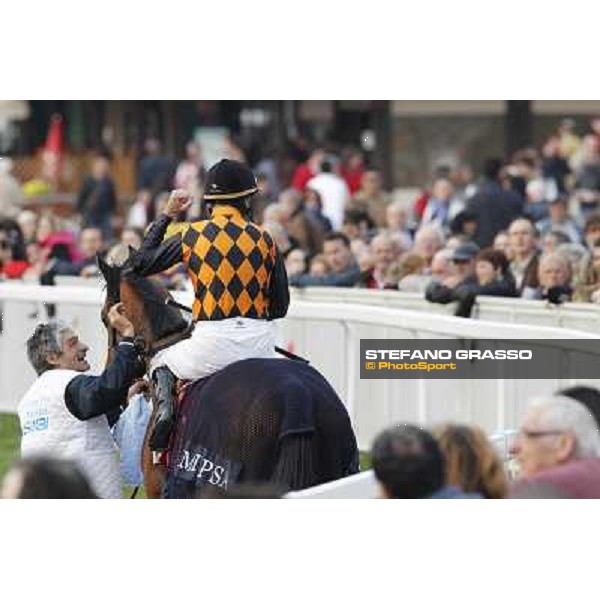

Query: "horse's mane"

xmin=122 ymin=269 xmax=189 ymax=342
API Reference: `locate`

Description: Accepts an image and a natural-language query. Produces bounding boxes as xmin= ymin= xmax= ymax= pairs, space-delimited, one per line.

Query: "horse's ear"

xmin=98 ymin=253 xmax=122 ymax=302
xmin=120 ymin=246 xmax=139 ymax=277
xmin=97 ymin=253 xmax=110 ymax=281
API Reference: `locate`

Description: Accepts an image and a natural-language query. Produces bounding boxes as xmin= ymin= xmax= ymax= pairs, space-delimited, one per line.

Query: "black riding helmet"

xmin=203 ymin=159 xmax=258 ymax=201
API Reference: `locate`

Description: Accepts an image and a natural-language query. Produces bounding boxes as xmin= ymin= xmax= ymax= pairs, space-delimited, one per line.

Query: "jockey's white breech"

xmin=150 ymin=317 xmax=279 ymax=381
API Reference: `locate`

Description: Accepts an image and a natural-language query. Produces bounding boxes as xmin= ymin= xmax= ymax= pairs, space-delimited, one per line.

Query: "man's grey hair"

xmin=278 ymin=188 xmax=303 ymax=209
xmin=262 ymin=220 xmax=289 ymax=249
xmin=530 ymin=395 xmax=600 ymax=458
xmin=539 ymin=251 xmax=572 ymax=279
xmin=415 ymin=225 xmax=445 ymax=248
xmin=262 ymin=203 xmax=286 ymax=224
xmin=554 ymin=243 xmax=589 ymax=273
xmin=433 ymin=248 xmax=454 ymax=263
xmin=371 ymin=232 xmax=399 ymax=251
xmin=26 ymin=320 xmax=72 ymax=375
xmin=387 ymin=199 xmax=407 ymax=214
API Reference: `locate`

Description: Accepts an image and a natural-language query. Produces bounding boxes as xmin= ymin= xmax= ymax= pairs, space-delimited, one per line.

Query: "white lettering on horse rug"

xmin=173 ymin=446 xmax=242 ymax=490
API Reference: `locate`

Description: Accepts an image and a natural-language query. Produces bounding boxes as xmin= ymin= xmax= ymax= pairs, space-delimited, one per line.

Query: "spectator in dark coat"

xmin=471 ymin=248 xmax=518 ymax=298
xmin=77 ymin=154 xmax=117 ymax=242
xmin=137 ymin=137 xmax=176 ymax=198
xmin=426 ymin=244 xmax=517 ymax=316
xmin=466 ymin=158 xmax=524 ymax=248
xmin=542 ymin=135 xmax=571 ymax=193
xmin=304 ymin=188 xmax=332 ymax=233
xmin=455 ymin=246 xmax=518 ymax=314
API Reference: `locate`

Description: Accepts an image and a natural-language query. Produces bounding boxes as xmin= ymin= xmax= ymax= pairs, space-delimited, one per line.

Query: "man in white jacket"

xmin=17 ymin=303 xmax=142 ymax=498
xmin=306 ymin=160 xmax=350 ymax=231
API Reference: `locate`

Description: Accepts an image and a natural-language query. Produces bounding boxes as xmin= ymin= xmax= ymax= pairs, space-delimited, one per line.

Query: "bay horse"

xmin=98 ymin=256 xmax=359 ymax=498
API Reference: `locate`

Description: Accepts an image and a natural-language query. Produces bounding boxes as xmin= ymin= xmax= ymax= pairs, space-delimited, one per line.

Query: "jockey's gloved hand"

xmin=164 ymin=190 xmax=193 ymax=219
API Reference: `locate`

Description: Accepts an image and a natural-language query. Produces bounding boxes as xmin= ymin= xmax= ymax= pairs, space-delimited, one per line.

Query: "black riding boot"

xmin=150 ymin=366 xmax=177 ymax=451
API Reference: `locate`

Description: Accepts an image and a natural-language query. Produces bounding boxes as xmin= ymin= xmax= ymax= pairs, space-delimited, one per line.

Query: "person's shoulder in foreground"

xmin=2 ymin=456 xmax=97 ymax=499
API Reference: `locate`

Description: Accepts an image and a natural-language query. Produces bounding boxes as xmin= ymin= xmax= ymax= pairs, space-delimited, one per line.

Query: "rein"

xmin=106 ymin=285 xmax=121 ymax=362
xmin=134 ymin=325 xmax=194 ymax=359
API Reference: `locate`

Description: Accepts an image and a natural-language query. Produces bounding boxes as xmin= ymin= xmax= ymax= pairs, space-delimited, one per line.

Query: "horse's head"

xmin=98 ymin=251 xmax=190 ymax=369
xmin=98 ymin=252 xmax=145 ymax=375
xmin=98 ymin=253 xmax=122 ymax=324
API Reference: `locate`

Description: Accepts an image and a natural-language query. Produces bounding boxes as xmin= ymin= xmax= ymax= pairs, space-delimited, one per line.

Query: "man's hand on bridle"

xmin=164 ymin=189 xmax=193 ymax=219
xmin=107 ymin=302 xmax=135 ymax=338
xmin=127 ymin=379 xmax=150 ymax=402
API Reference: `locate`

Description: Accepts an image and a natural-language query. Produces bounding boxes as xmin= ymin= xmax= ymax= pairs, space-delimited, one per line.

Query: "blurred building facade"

xmin=2 ymin=100 xmax=600 ymax=195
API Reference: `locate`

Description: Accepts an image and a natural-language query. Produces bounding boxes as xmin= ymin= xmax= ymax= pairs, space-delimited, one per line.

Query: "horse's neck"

xmin=120 ymin=282 xmax=159 ymax=347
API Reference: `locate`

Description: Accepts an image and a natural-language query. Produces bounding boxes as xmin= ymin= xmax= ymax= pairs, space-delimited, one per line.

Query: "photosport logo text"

xmin=359 ymin=339 xmax=600 ymax=380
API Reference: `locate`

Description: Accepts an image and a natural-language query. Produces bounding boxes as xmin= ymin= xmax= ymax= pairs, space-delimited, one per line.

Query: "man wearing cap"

xmin=425 ymin=241 xmax=479 ymax=306
xmin=131 ymin=159 xmax=289 ymax=451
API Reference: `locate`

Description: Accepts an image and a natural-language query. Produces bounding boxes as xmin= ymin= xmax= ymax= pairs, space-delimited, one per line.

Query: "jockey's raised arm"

xmin=130 ymin=190 xmax=191 ymax=277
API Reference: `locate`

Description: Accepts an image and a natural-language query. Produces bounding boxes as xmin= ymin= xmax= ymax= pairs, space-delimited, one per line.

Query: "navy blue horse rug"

xmin=164 ymin=358 xmax=359 ymax=498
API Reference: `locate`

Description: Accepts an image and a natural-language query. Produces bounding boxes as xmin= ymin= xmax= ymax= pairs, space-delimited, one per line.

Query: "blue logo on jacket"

xmin=22 ymin=416 xmax=49 ymax=435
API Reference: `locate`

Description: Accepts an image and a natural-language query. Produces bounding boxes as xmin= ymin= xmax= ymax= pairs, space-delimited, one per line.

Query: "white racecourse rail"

xmin=291 ymin=287 xmax=600 ymax=334
xmin=1 ymin=282 xmax=599 ymax=451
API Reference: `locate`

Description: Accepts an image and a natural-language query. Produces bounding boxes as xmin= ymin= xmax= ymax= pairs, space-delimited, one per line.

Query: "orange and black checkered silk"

xmin=180 ymin=207 xmax=277 ymax=321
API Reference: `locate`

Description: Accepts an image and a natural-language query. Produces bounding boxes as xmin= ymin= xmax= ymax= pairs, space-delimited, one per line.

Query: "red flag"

xmin=42 ymin=113 xmax=64 ymax=185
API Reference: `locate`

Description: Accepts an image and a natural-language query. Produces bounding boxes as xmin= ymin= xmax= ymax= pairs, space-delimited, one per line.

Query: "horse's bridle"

xmin=103 ymin=288 xmax=147 ymax=375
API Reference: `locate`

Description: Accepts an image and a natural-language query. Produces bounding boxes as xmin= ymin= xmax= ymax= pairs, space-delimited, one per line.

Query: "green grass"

xmin=0 ymin=413 xmax=20 ymax=481
xmin=0 ymin=412 xmax=146 ymax=498
xmin=359 ymin=452 xmax=371 ymax=471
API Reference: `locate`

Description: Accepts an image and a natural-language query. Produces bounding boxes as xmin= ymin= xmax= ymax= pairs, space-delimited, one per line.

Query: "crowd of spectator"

xmin=273 ymin=117 xmax=600 ymax=314
xmin=3 ymin=118 xmax=600 ymax=313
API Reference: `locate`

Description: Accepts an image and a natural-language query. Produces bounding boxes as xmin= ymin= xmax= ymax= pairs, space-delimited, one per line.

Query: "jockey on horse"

xmin=130 ymin=159 xmax=290 ymax=451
